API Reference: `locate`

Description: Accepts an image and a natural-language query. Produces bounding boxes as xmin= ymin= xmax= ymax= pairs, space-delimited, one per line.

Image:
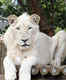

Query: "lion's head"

xmin=4 ymin=13 xmax=40 ymax=50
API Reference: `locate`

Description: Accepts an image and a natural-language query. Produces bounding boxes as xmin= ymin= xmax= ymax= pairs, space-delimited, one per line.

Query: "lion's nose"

xmin=21 ymin=39 xmax=28 ymax=43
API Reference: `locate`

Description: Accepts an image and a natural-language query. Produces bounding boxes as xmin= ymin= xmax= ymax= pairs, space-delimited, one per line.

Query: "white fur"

xmin=3 ymin=56 xmax=16 ymax=80
xmin=52 ymin=30 xmax=66 ymax=67
xmin=3 ymin=13 xmax=53 ymax=80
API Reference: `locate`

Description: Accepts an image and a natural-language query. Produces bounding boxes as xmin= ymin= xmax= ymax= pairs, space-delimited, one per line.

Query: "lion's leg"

xmin=52 ymin=43 xmax=65 ymax=67
xmin=19 ymin=56 xmax=37 ymax=80
xmin=51 ymin=37 xmax=58 ymax=65
xmin=3 ymin=56 xmax=16 ymax=80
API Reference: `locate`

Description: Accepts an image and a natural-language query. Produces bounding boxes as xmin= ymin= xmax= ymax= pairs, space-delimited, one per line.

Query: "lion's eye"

xmin=16 ymin=27 xmax=20 ymax=30
xmin=28 ymin=27 xmax=32 ymax=30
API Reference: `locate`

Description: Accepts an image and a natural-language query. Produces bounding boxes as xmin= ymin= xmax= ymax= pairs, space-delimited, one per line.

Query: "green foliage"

xmin=0 ymin=0 xmax=27 ymax=17
xmin=54 ymin=0 xmax=64 ymax=28
xmin=55 ymin=26 xmax=66 ymax=34
xmin=55 ymin=27 xmax=62 ymax=33
xmin=0 ymin=0 xmax=65 ymax=34
xmin=40 ymin=0 xmax=51 ymax=24
xmin=22 ymin=0 xmax=27 ymax=5
xmin=41 ymin=0 xmax=65 ymax=28
xmin=0 ymin=0 xmax=11 ymax=5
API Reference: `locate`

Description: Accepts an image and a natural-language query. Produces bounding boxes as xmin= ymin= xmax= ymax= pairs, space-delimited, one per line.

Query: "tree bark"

xmin=29 ymin=0 xmax=49 ymax=32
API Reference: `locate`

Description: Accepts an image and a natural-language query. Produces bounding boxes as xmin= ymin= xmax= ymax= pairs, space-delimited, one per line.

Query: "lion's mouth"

xmin=22 ymin=44 xmax=30 ymax=47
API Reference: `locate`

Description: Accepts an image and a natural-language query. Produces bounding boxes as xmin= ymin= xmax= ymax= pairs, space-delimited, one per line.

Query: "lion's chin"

xmin=19 ymin=45 xmax=31 ymax=51
xmin=17 ymin=43 xmax=32 ymax=51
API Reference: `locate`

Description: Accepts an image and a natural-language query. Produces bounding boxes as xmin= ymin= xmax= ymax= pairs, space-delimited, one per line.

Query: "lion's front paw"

xmin=5 ymin=71 xmax=16 ymax=80
xmin=51 ymin=59 xmax=61 ymax=68
xmin=5 ymin=66 xmax=16 ymax=80
xmin=3 ymin=56 xmax=16 ymax=80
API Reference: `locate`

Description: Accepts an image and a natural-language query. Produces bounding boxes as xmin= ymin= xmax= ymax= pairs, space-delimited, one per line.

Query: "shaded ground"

xmin=0 ymin=74 xmax=66 ymax=80
xmin=32 ymin=73 xmax=66 ymax=80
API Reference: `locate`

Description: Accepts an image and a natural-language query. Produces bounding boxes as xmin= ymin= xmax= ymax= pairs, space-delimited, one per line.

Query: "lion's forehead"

xmin=15 ymin=21 xmax=34 ymax=32
xmin=18 ymin=13 xmax=30 ymax=21
xmin=17 ymin=19 xmax=31 ymax=26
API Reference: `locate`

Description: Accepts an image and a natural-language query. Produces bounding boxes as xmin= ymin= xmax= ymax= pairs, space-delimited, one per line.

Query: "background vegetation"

xmin=0 ymin=0 xmax=65 ymax=34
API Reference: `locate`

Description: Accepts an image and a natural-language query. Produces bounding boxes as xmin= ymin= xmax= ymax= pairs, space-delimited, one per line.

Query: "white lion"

xmin=52 ymin=30 xmax=66 ymax=67
xmin=3 ymin=13 xmax=53 ymax=80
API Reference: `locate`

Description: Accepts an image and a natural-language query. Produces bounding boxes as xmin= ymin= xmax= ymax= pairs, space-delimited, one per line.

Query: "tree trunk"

xmin=29 ymin=0 xmax=49 ymax=32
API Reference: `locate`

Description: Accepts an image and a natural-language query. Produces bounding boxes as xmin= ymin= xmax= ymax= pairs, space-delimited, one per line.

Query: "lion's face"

xmin=9 ymin=13 xmax=40 ymax=50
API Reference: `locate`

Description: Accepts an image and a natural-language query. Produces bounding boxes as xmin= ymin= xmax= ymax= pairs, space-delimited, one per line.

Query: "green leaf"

xmin=42 ymin=4 xmax=46 ymax=8
xmin=55 ymin=27 xmax=62 ymax=33
xmin=22 ymin=0 xmax=27 ymax=5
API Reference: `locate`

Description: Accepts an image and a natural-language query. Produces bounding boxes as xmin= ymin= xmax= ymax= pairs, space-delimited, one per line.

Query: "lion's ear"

xmin=7 ymin=15 xmax=17 ymax=25
xmin=30 ymin=14 xmax=40 ymax=24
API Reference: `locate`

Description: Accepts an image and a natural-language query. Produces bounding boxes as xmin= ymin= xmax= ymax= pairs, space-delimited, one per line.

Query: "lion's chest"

xmin=13 ymin=51 xmax=30 ymax=65
xmin=7 ymin=50 xmax=27 ymax=65
xmin=14 ymin=52 xmax=29 ymax=65
xmin=15 ymin=56 xmax=22 ymax=65
xmin=8 ymin=48 xmax=37 ymax=65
